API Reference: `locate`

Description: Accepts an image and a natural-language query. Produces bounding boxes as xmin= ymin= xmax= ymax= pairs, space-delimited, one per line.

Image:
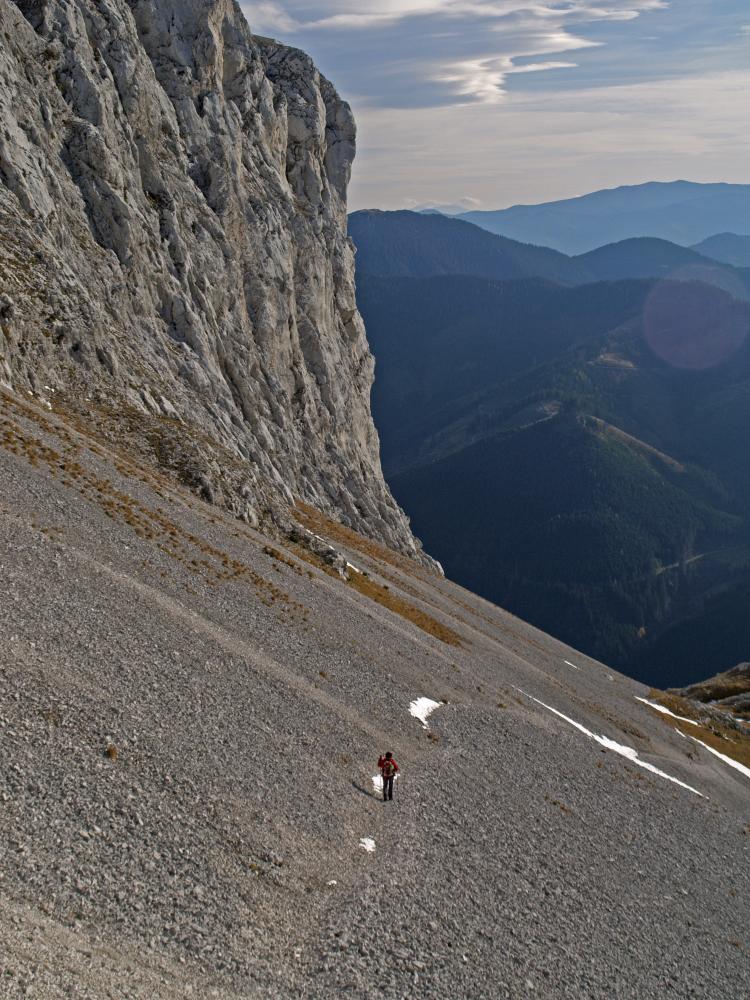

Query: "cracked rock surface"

xmin=0 ymin=0 xmax=420 ymax=555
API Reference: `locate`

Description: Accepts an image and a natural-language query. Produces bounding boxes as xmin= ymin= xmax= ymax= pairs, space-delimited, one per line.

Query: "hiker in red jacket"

xmin=378 ymin=751 xmax=399 ymax=801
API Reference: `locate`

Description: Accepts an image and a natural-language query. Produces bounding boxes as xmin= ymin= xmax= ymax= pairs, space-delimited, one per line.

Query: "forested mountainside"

xmin=350 ymin=211 xmax=750 ymax=301
xmin=692 ymin=233 xmax=750 ymax=268
xmin=354 ymin=214 xmax=750 ymax=686
xmin=457 ymin=180 xmax=750 ymax=254
xmin=348 ymin=210 xmax=590 ymax=285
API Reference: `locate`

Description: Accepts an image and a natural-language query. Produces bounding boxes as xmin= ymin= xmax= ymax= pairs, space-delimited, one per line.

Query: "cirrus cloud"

xmin=240 ymin=1 xmax=749 ymax=209
xmin=242 ymin=0 xmax=670 ymax=105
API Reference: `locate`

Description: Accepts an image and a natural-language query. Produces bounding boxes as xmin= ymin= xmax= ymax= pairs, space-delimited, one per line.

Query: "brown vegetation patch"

xmin=676 ymin=668 xmax=750 ymax=706
xmin=287 ymin=535 xmax=463 ymax=647
xmin=346 ymin=568 xmax=463 ymax=648
xmin=0 ymin=392 xmax=306 ymax=617
xmin=545 ymin=795 xmax=573 ymax=815
xmin=294 ymin=500 xmax=427 ymax=576
xmin=646 ymin=690 xmax=750 ymax=771
xmin=262 ymin=544 xmax=304 ymax=576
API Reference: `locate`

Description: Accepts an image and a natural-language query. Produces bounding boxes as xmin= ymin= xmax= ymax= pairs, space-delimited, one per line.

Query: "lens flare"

xmin=643 ymin=270 xmax=749 ymax=370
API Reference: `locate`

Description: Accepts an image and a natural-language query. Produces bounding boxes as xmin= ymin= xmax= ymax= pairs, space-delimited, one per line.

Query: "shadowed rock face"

xmin=0 ymin=0 xmax=419 ymax=555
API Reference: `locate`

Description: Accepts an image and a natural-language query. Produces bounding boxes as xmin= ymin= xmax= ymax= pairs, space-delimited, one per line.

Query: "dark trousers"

xmin=383 ymin=775 xmax=394 ymax=800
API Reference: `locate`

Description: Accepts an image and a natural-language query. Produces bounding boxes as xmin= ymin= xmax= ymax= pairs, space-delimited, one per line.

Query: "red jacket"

xmin=378 ymin=755 xmax=399 ymax=778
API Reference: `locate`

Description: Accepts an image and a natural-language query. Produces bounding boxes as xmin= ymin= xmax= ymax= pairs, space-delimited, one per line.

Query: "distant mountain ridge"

xmin=457 ymin=181 xmax=750 ymax=255
xmin=348 ymin=210 xmax=590 ymax=285
xmin=350 ymin=210 xmax=750 ymax=300
xmin=352 ymin=206 xmax=750 ymax=686
xmin=691 ymin=233 xmax=750 ymax=268
xmin=383 ymin=284 xmax=750 ymax=686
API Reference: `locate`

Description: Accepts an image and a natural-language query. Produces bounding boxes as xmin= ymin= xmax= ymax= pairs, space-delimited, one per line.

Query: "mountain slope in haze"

xmin=576 ymin=237 xmax=750 ymax=298
xmin=350 ymin=210 xmax=750 ymax=300
xmin=2 ymin=386 xmax=749 ymax=1000
xmin=458 ymin=181 xmax=750 ymax=255
xmin=361 ymin=260 xmax=750 ymax=683
xmin=356 ymin=273 xmax=653 ymax=473
xmin=348 ymin=209 xmax=590 ymax=284
xmin=692 ymin=232 xmax=750 ymax=267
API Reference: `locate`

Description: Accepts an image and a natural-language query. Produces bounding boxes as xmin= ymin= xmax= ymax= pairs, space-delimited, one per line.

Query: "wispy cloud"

xmin=242 ymin=1 xmax=670 ymax=107
xmin=349 ymin=68 xmax=750 ymax=209
xmin=244 ymin=2 xmax=670 ymax=34
xmin=240 ymin=1 xmax=749 ymax=209
xmin=438 ymin=56 xmax=580 ymax=103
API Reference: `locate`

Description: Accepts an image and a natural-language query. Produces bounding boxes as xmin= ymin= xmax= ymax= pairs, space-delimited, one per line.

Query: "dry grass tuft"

xmin=646 ymin=690 xmax=750 ymax=771
xmin=286 ymin=532 xmax=463 ymax=646
xmin=294 ymin=500 xmax=429 ymax=576
xmin=545 ymin=794 xmax=573 ymax=815
xmin=1 ymin=391 xmax=308 ymax=619
xmin=346 ymin=566 xmax=463 ymax=648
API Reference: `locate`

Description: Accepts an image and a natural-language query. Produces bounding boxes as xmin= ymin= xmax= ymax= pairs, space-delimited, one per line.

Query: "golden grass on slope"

xmin=346 ymin=567 xmax=463 ymax=648
xmin=288 ymin=535 xmax=463 ymax=648
xmin=647 ymin=690 xmax=750 ymax=771
xmin=679 ymin=672 xmax=750 ymax=705
xmin=0 ymin=392 xmax=306 ymax=616
xmin=294 ymin=500 xmax=429 ymax=576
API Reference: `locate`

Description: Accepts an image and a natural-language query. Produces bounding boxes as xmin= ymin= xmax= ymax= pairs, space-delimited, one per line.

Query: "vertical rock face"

xmin=0 ymin=0 xmax=420 ymax=554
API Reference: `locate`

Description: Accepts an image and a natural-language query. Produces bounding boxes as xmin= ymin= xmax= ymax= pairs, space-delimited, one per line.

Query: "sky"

xmin=240 ymin=2 xmax=750 ymax=211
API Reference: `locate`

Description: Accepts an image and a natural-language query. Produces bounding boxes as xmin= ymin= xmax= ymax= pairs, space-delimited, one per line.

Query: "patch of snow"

xmin=372 ymin=772 xmax=399 ymax=793
xmin=563 ymin=660 xmax=580 ymax=670
xmin=678 ymin=730 xmax=750 ymax=781
xmin=515 ymin=688 xmax=704 ymax=797
xmin=635 ymin=696 xmax=700 ymax=726
xmin=409 ymin=697 xmax=442 ymax=729
xmin=359 ymin=837 xmax=376 ymax=853
xmin=346 ymin=561 xmax=362 ymax=574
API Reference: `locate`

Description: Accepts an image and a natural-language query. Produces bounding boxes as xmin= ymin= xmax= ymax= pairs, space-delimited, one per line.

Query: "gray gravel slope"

xmin=1 ymin=390 xmax=748 ymax=998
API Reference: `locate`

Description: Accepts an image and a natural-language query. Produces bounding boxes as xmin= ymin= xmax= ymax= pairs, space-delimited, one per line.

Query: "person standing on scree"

xmin=378 ymin=751 xmax=399 ymax=801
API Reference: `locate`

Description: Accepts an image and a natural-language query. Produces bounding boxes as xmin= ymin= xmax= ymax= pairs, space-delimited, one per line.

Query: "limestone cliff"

xmin=0 ymin=0 xmax=421 ymax=555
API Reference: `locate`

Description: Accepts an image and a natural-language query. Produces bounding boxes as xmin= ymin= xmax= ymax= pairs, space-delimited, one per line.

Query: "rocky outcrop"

xmin=672 ymin=663 xmax=750 ymax=721
xmin=0 ymin=0 xmax=422 ymax=556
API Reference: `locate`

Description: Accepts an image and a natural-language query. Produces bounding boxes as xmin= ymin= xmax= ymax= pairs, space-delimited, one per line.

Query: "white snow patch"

xmin=635 ymin=696 xmax=700 ymax=726
xmin=563 ymin=660 xmax=580 ymax=670
xmin=515 ymin=688 xmax=704 ymax=797
xmin=346 ymin=561 xmax=362 ymax=574
xmin=359 ymin=837 xmax=376 ymax=853
xmin=409 ymin=697 xmax=442 ymax=729
xmin=677 ymin=730 xmax=750 ymax=781
xmin=372 ymin=772 xmax=400 ymax=793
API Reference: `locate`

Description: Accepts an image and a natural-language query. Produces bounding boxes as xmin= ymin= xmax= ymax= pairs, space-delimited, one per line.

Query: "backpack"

xmin=382 ymin=759 xmax=396 ymax=778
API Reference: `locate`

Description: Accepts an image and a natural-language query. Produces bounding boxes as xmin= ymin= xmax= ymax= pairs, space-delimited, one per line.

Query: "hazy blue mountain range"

xmin=350 ymin=210 xmax=750 ymax=300
xmin=457 ymin=181 xmax=750 ymax=255
xmin=348 ymin=210 xmax=590 ymax=285
xmin=691 ymin=232 xmax=750 ymax=268
xmin=358 ymin=274 xmax=654 ymax=474
xmin=352 ymin=211 xmax=750 ymax=686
